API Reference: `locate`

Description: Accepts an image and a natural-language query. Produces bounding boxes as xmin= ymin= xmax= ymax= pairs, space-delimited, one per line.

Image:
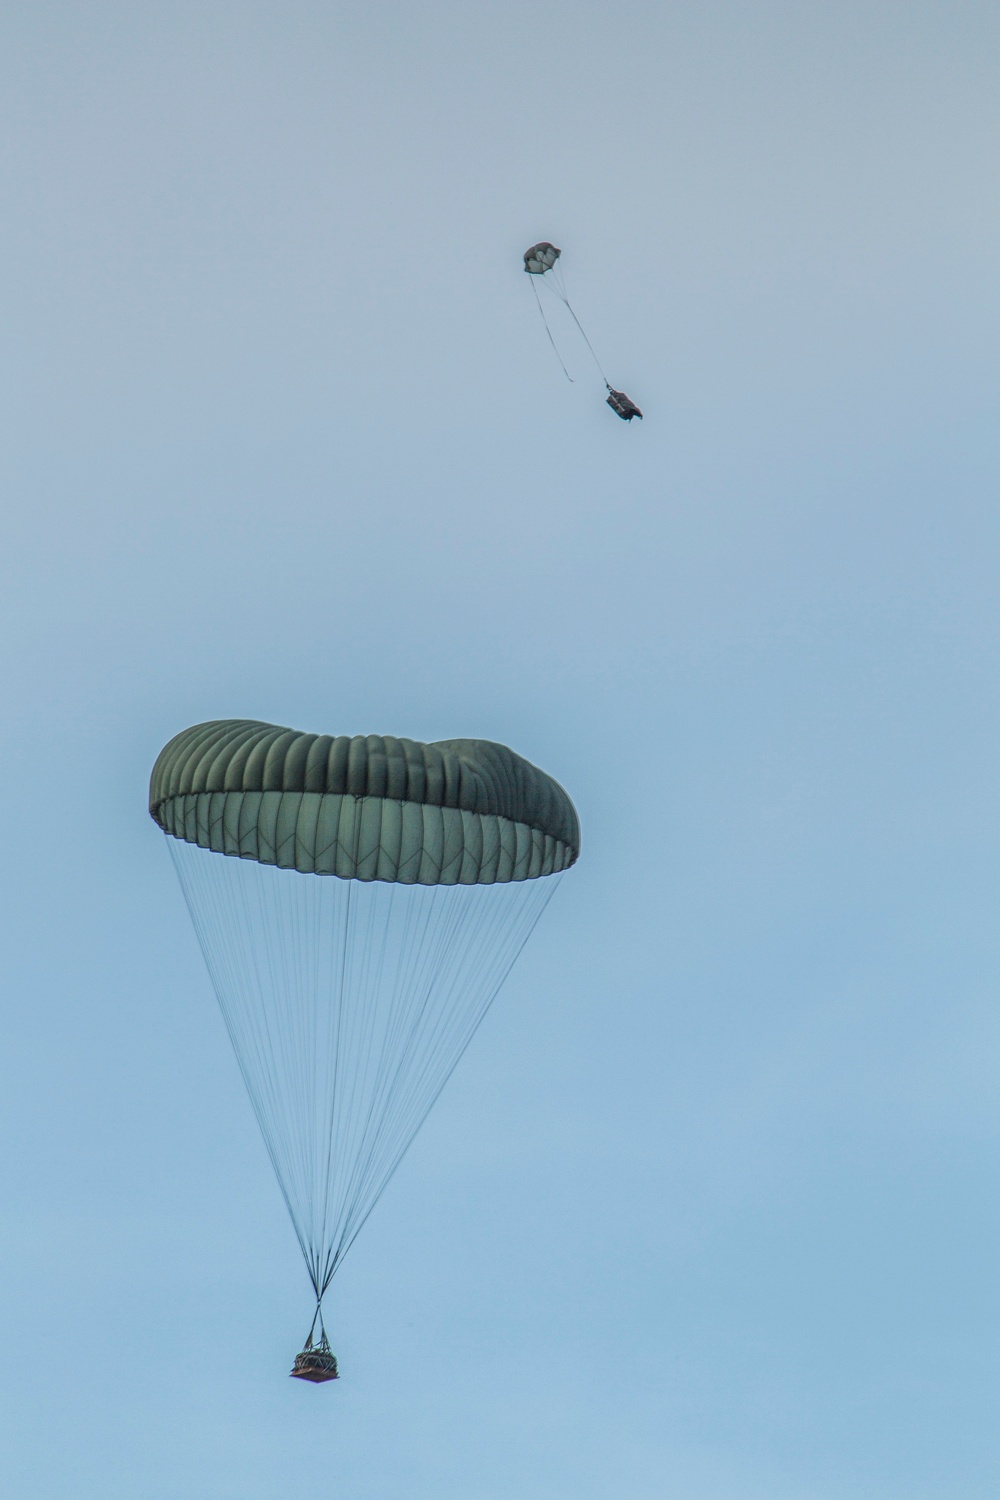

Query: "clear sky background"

xmin=1 ymin=3 xmax=998 ymax=1496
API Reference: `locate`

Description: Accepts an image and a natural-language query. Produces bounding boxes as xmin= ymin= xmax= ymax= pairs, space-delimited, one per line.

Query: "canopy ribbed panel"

xmin=168 ymin=838 xmax=561 ymax=1294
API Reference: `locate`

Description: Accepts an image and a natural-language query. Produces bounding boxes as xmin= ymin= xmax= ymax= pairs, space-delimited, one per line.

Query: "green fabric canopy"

xmin=150 ymin=719 xmax=579 ymax=884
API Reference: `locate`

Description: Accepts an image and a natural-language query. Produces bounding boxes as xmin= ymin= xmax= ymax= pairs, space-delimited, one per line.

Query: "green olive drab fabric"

xmin=150 ymin=719 xmax=579 ymax=884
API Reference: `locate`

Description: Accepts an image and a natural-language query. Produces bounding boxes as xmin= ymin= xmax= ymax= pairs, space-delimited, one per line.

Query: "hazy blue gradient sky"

xmin=2 ymin=3 xmax=999 ymax=1497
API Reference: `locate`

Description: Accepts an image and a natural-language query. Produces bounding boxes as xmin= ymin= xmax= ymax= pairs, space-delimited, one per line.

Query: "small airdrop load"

xmin=606 ymin=387 xmax=642 ymax=421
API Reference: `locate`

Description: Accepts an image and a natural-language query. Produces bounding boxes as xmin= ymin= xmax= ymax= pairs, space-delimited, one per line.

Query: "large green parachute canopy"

xmin=150 ymin=719 xmax=579 ymax=883
xmin=151 ymin=719 xmax=578 ymax=1375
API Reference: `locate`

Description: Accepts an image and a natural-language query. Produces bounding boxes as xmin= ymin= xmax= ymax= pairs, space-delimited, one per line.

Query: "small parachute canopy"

xmin=524 ymin=241 xmax=560 ymax=275
xmin=606 ymin=388 xmax=643 ymax=422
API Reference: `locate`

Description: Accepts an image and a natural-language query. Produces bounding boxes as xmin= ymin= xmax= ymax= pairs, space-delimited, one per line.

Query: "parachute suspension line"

xmin=166 ymin=836 xmax=562 ymax=1302
xmin=545 ymin=262 xmax=611 ymax=388
xmin=316 ymin=864 xmax=354 ymax=1296
xmin=169 ymin=836 xmax=331 ymax=1287
xmin=564 ymin=302 xmax=611 ymax=388
xmin=531 ymin=276 xmax=574 ymax=382
xmin=307 ymin=1298 xmax=327 ymax=1346
xmin=326 ymin=872 xmax=560 ymax=1275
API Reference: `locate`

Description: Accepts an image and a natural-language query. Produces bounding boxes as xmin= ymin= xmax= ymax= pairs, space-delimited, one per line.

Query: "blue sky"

xmin=1 ymin=3 xmax=999 ymax=1496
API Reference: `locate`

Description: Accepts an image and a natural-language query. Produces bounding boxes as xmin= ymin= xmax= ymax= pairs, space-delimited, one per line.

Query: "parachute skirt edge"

xmin=157 ymin=790 xmax=574 ymax=884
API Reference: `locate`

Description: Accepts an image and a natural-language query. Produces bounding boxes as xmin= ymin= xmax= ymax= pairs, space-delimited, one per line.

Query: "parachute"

xmin=523 ymin=241 xmax=560 ymax=275
xmin=522 ymin=239 xmax=642 ymax=421
xmin=150 ymin=719 xmax=579 ymax=1378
